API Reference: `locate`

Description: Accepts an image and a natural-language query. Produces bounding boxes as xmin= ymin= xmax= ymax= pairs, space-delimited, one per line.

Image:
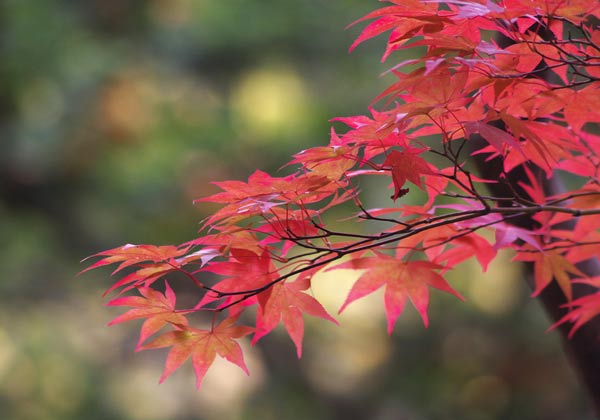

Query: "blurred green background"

xmin=0 ymin=1 xmax=594 ymax=419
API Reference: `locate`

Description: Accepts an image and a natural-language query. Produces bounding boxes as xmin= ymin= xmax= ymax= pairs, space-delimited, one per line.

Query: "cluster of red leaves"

xmin=84 ymin=0 xmax=600 ymax=388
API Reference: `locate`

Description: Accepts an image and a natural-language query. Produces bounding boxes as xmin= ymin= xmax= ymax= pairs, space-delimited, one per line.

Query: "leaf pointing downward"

xmin=253 ymin=276 xmax=339 ymax=358
xmin=106 ymin=281 xmax=189 ymax=348
xmin=383 ymin=149 xmax=433 ymax=201
xmin=141 ymin=316 xmax=253 ymax=389
xmin=514 ymin=249 xmax=585 ymax=301
xmin=330 ymin=256 xmax=463 ymax=334
xmin=553 ymin=291 xmax=600 ymax=338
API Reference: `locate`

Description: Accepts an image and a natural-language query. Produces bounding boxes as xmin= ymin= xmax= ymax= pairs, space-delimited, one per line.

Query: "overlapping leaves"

xmin=84 ymin=0 xmax=600 ymax=388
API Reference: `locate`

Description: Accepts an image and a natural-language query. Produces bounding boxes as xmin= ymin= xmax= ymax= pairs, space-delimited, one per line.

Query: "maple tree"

xmin=84 ymin=0 xmax=600 ymax=412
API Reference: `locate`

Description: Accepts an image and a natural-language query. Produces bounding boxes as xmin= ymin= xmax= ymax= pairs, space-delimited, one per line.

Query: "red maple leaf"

xmin=553 ymin=283 xmax=600 ymax=338
xmin=253 ymin=276 xmax=338 ymax=357
xmin=197 ymin=249 xmax=278 ymax=314
xmin=196 ymin=170 xmax=341 ymax=228
xmin=330 ymin=255 xmax=463 ymax=333
xmin=141 ymin=316 xmax=253 ymax=389
xmin=382 ymin=148 xmax=433 ymax=201
xmin=82 ymin=0 xmax=600 ymax=393
xmin=426 ymin=229 xmax=497 ymax=272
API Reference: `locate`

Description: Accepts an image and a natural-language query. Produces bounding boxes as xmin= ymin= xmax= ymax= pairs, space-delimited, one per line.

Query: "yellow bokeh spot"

xmin=467 ymin=249 xmax=522 ymax=316
xmin=305 ymin=265 xmax=393 ymax=395
xmin=231 ymin=63 xmax=310 ymax=142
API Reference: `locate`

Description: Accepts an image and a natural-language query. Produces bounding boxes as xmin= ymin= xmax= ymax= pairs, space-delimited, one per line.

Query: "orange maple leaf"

xmin=515 ymin=249 xmax=585 ymax=301
xmin=106 ymin=282 xmax=189 ymax=348
xmin=141 ymin=316 xmax=253 ymax=389
xmin=81 ymin=244 xmax=189 ymax=275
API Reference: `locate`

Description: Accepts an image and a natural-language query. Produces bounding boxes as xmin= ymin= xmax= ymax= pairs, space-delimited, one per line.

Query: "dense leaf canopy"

xmin=86 ymin=0 xmax=600 ymax=391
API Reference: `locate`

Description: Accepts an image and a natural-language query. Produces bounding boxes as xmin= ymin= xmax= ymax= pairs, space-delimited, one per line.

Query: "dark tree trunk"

xmin=470 ymin=136 xmax=600 ymax=417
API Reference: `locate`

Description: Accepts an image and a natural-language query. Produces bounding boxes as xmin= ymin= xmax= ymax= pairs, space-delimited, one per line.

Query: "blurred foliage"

xmin=0 ymin=1 xmax=595 ymax=419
